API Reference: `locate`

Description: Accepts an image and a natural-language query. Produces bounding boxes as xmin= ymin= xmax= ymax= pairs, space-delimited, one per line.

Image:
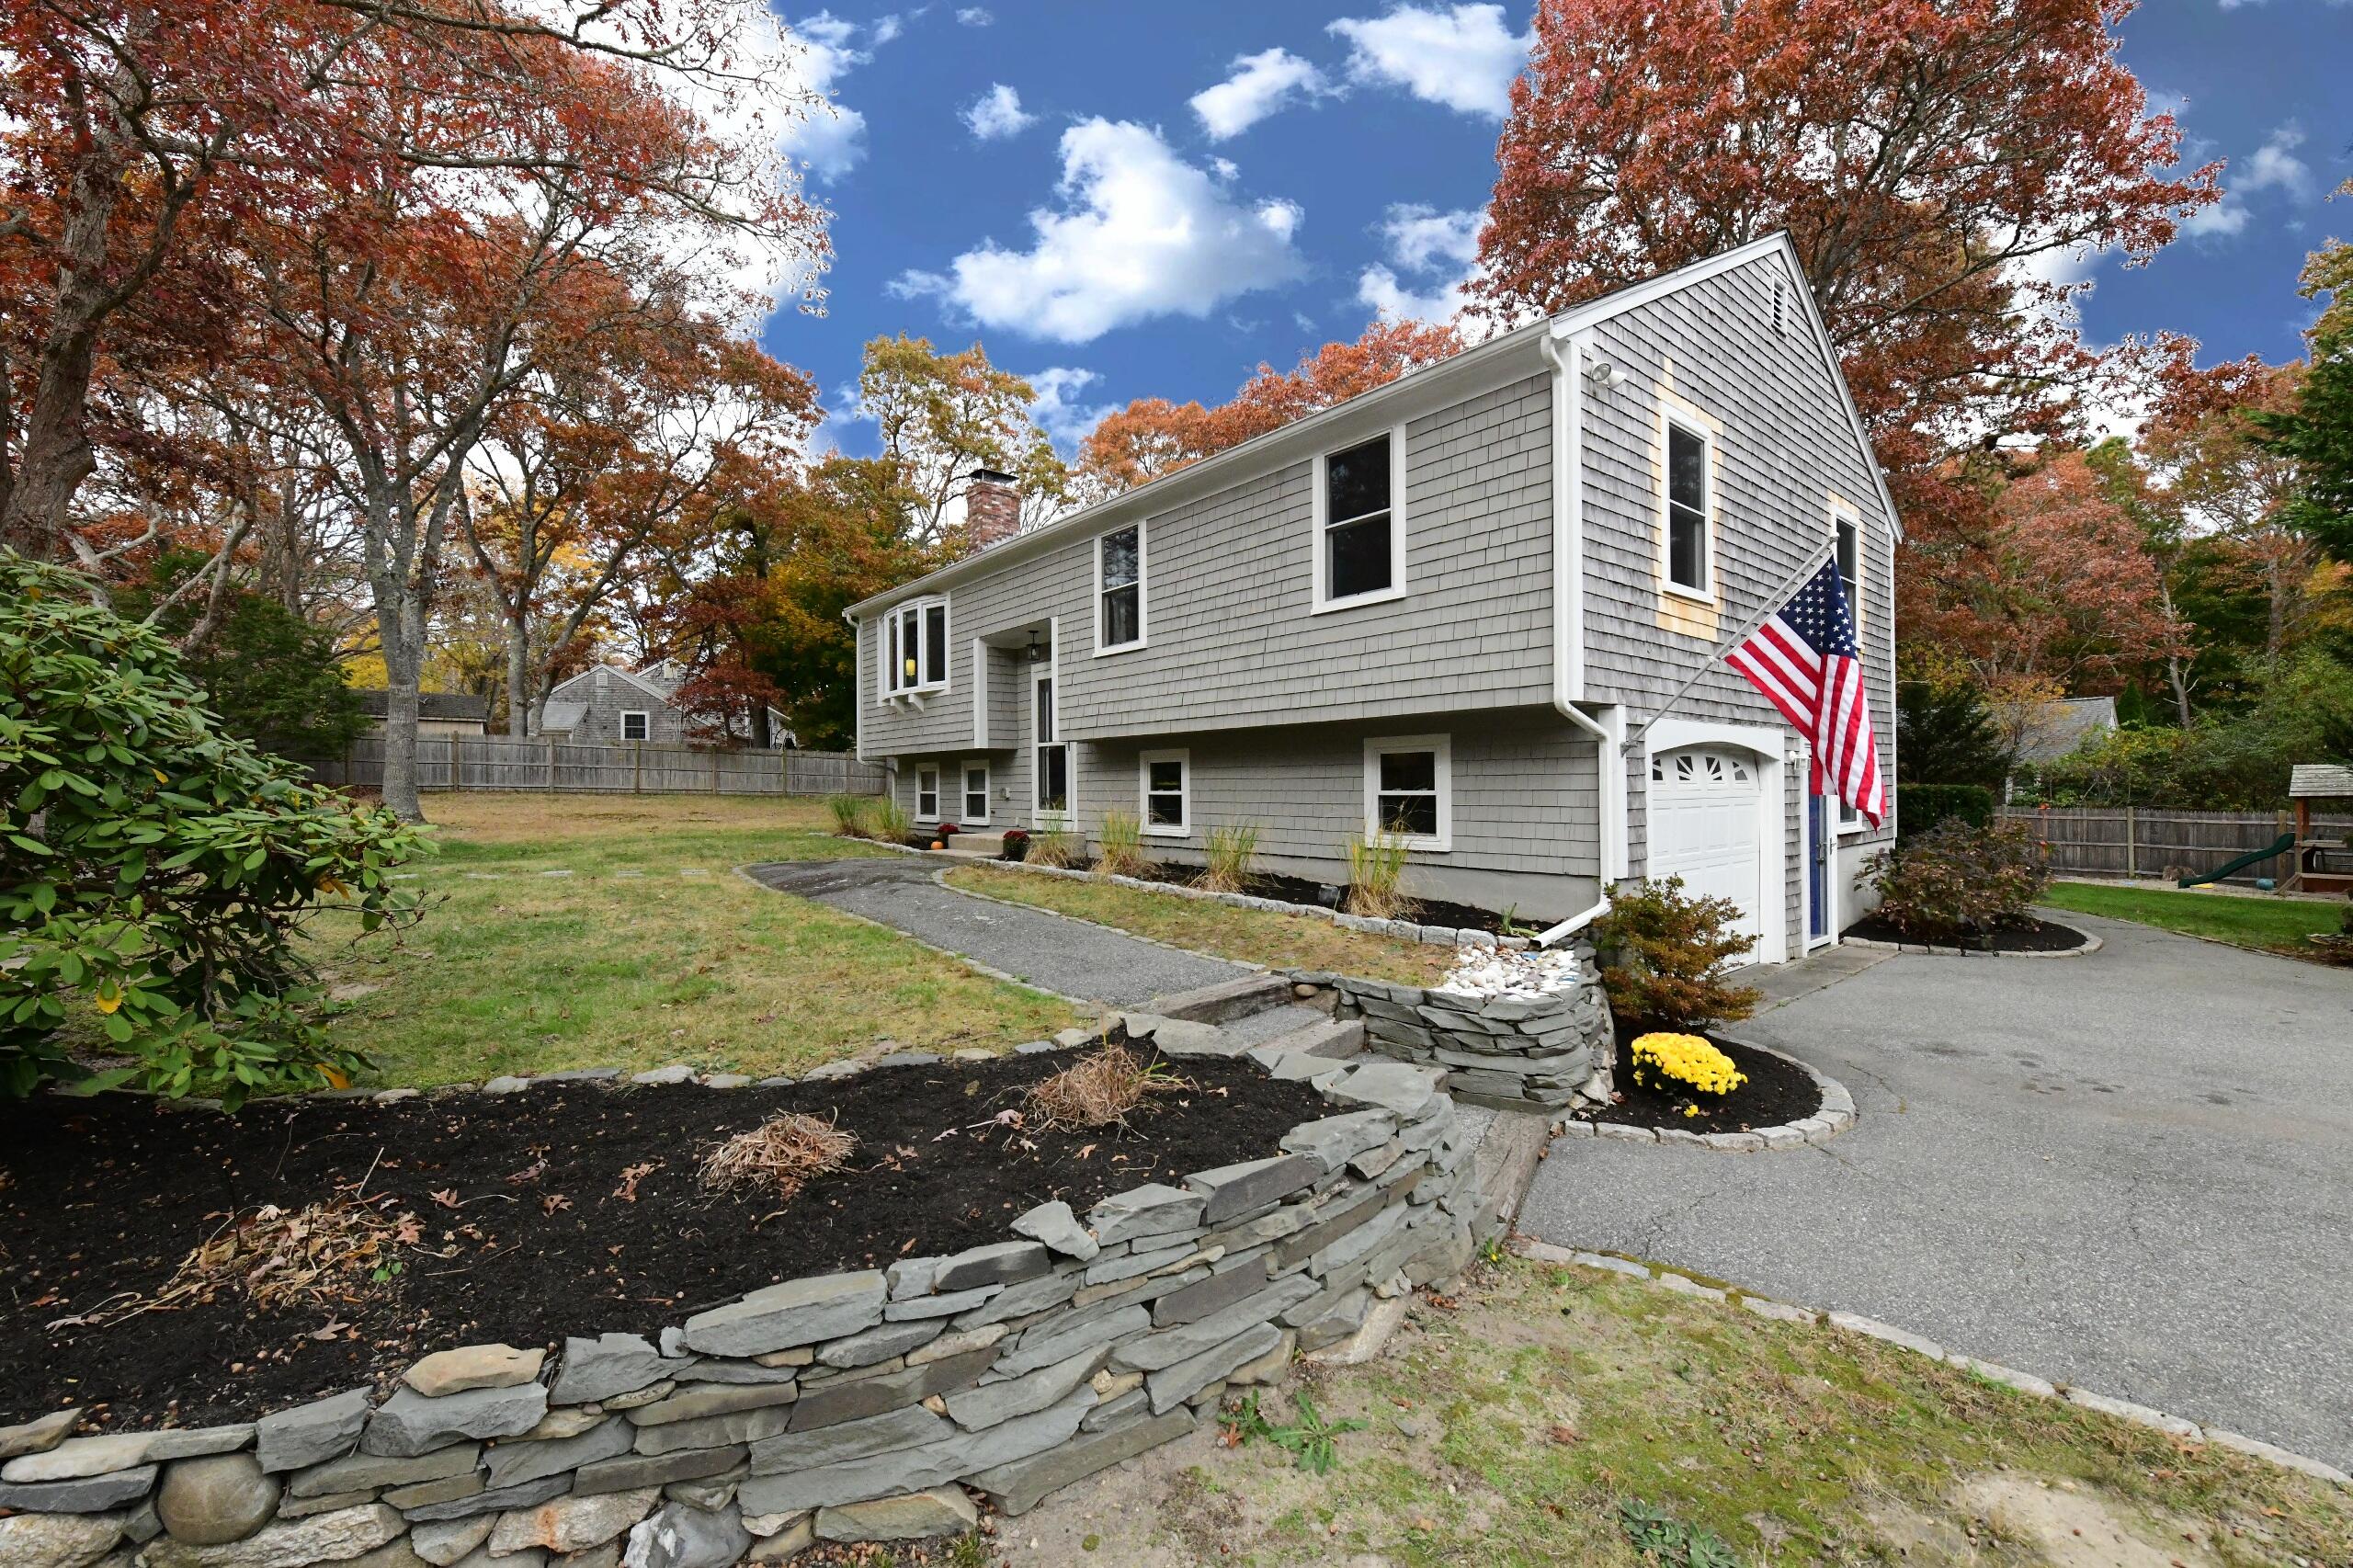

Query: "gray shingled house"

xmin=537 ymin=660 xmax=793 ymax=748
xmin=846 ymin=236 xmax=1898 ymax=963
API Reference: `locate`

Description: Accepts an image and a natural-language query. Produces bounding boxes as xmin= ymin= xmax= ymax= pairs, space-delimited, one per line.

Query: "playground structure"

xmin=2286 ymin=764 xmax=2353 ymax=896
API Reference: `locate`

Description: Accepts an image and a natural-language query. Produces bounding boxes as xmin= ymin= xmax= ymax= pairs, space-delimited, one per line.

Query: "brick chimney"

xmin=964 ymin=469 xmax=1020 ymax=550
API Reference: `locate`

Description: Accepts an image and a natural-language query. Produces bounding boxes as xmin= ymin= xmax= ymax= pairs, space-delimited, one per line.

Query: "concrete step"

xmin=941 ymin=831 xmax=1006 ymax=857
xmin=1143 ymin=971 xmax=1297 ymax=1025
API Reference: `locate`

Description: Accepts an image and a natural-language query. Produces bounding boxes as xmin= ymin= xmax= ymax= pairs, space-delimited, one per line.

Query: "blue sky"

xmin=755 ymin=1 xmax=2353 ymax=458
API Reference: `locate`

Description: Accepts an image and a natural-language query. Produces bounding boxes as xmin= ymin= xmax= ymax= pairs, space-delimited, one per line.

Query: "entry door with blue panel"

xmin=1807 ymin=794 xmax=1830 ymax=944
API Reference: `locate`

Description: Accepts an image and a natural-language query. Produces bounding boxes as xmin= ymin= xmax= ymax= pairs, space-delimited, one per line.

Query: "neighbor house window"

xmin=962 ymin=761 xmax=991 ymax=824
xmin=1139 ymin=749 xmax=1188 ymax=836
xmin=620 ymin=710 xmax=650 ymax=742
xmin=1363 ymin=734 xmax=1450 ymax=850
xmin=1315 ymin=431 xmax=1404 ymax=610
xmin=1665 ymin=421 xmax=1710 ymax=595
xmin=1096 ymin=523 xmax=1144 ymax=653
xmin=915 ymin=765 xmax=940 ymax=822
xmin=883 ymin=596 xmax=950 ymax=697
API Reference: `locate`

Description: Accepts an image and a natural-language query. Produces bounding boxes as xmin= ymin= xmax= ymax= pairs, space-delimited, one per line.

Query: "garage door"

xmin=1648 ymin=745 xmax=1764 ymax=948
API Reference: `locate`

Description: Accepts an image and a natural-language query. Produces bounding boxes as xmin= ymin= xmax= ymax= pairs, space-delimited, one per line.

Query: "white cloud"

xmin=891 ymin=119 xmax=1307 ymax=343
xmin=1189 ymin=48 xmax=1336 ymax=141
xmin=963 ymin=84 xmax=1036 ymax=141
xmin=1211 ymin=157 xmax=1239 ymax=181
xmin=956 ymin=6 xmax=993 ymax=22
xmin=1328 ymin=4 xmax=1531 ymax=119
xmin=2241 ymin=123 xmax=2312 ymax=196
xmin=869 ymin=12 xmax=904 ymax=45
xmin=2181 ymin=201 xmax=2252 ymax=238
xmin=1356 ymin=203 xmax=1483 ymax=325
xmin=779 ymin=11 xmax=902 ymax=183
xmin=1024 ymin=367 xmax=1120 ymax=449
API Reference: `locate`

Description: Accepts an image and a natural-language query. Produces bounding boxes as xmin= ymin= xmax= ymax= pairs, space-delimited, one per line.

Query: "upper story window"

xmin=884 ymin=596 xmax=950 ymax=698
xmin=620 ymin=710 xmax=650 ymax=742
xmin=1363 ymin=733 xmax=1450 ymax=851
xmin=1314 ymin=430 xmax=1405 ymax=612
xmin=1834 ymin=507 xmax=1861 ymax=619
xmin=1096 ymin=523 xmax=1144 ymax=654
xmin=1665 ymin=422 xmax=1711 ymax=597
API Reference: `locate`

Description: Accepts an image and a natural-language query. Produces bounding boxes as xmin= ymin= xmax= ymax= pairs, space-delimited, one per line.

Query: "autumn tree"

xmin=1474 ymin=0 xmax=2216 ymax=506
xmin=2256 ymin=195 xmax=2353 ymax=566
xmin=1078 ymin=319 xmax=1461 ymax=494
xmin=857 ymin=336 xmax=1070 ymax=544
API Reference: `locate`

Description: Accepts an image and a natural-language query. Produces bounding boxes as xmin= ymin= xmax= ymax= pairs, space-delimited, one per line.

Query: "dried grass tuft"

xmin=699 ymin=1112 xmax=858 ymax=1200
xmin=1027 ymin=1042 xmax=1187 ymax=1131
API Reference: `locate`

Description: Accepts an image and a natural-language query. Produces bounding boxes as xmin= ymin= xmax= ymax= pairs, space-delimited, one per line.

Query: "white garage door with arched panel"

xmin=1647 ymin=744 xmax=1767 ymax=950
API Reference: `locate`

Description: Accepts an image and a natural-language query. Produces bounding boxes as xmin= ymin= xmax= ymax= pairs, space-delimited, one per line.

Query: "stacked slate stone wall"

xmin=1312 ymin=941 xmax=1614 ymax=1113
xmin=0 ymin=1060 xmax=1469 ymax=1568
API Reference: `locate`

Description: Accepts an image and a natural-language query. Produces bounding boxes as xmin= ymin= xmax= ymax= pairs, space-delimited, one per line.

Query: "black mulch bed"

xmin=1054 ymin=857 xmax=1560 ymax=938
xmin=1842 ymin=913 xmax=2092 ymax=953
xmin=1570 ymin=1021 xmax=1821 ymax=1135
xmin=0 ymin=1050 xmax=1324 ymax=1431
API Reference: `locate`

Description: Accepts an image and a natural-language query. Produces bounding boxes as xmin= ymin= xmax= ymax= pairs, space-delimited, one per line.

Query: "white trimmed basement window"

xmin=1363 ymin=734 xmax=1450 ymax=850
xmin=1139 ymin=749 xmax=1189 ymax=836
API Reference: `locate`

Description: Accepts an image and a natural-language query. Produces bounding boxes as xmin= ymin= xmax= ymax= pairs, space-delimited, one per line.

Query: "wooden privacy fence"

xmin=309 ymin=735 xmax=885 ymax=797
xmin=1999 ymin=805 xmax=2353 ymax=884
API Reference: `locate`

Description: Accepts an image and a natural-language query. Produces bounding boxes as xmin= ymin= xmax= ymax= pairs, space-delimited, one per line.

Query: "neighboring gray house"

xmin=2000 ymin=696 xmax=2118 ymax=799
xmin=847 ymin=236 xmax=1899 ymax=963
xmin=356 ymin=689 xmax=490 ymax=737
xmin=538 ymin=661 xmax=793 ymax=747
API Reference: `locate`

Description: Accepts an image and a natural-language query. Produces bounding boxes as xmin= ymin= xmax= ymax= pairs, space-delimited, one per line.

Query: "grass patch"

xmin=312 ymin=794 xmax=1076 ymax=1085
xmin=940 ymin=863 xmax=1458 ymax=986
xmin=1049 ymin=1256 xmax=2350 ymax=1566
xmin=2040 ymin=880 xmax=2345 ymax=957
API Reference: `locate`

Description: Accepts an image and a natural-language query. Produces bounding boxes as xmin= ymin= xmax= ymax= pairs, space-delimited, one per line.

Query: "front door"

xmin=1807 ymin=793 xmax=1832 ymax=946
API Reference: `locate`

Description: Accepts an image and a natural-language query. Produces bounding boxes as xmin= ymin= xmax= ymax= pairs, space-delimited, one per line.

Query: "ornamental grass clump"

xmin=1026 ymin=826 xmax=1078 ymax=869
xmin=1343 ymin=826 xmax=1413 ymax=919
xmin=869 ymin=796 xmax=913 ymax=843
xmin=824 ymin=793 xmax=874 ymax=837
xmin=699 ymin=1113 xmax=858 ymax=1201
xmin=1199 ymin=823 xmax=1262 ymax=893
xmin=1630 ymin=1032 xmax=1746 ymax=1099
xmin=1095 ymin=809 xmax=1151 ymax=877
xmin=1027 ymin=1041 xmax=1187 ymax=1131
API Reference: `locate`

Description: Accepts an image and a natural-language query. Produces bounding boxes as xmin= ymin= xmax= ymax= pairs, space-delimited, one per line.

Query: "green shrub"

xmin=2 ymin=551 xmax=428 ymax=1106
xmin=1591 ymin=877 xmax=1761 ymax=1031
xmin=1864 ymin=818 xmax=2051 ymax=945
xmin=1095 ymin=809 xmax=1150 ymax=877
xmin=823 ymin=793 xmax=873 ymax=836
xmin=1894 ymin=782 xmax=1994 ymax=842
xmin=1342 ymin=827 xmax=1412 ymax=919
xmin=1199 ymin=823 xmax=1261 ymax=893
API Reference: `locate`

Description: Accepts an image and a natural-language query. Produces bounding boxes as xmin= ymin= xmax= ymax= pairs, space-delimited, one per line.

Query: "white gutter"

xmin=1536 ymin=331 xmax=1620 ymax=949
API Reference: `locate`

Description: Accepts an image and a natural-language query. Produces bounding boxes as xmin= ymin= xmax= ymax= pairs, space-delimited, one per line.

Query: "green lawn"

xmin=940 ymin=862 xmax=1461 ymax=986
xmin=313 ymin=794 xmax=1078 ymax=1086
xmin=1016 ymin=1255 xmax=2351 ymax=1566
xmin=2040 ymin=880 xmax=2347 ymax=958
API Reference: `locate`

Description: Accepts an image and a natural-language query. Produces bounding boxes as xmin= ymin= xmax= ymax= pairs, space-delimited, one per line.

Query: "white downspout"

xmin=1537 ymin=330 xmax=1620 ymax=948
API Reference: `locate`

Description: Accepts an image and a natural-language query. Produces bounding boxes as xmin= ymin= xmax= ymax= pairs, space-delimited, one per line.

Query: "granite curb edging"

xmin=1 ymin=1038 xmax=1476 ymax=1566
xmin=1553 ymin=1032 xmax=1858 ymax=1153
xmin=841 ymin=835 xmax=1543 ymax=951
xmin=1508 ymin=1237 xmax=2353 ymax=1494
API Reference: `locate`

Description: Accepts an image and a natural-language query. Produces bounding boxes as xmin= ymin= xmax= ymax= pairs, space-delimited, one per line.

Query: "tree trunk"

xmin=506 ymin=616 xmax=531 ymax=738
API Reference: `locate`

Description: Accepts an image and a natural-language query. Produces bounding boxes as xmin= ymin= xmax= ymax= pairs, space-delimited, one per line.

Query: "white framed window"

xmin=1138 ymin=749 xmax=1189 ymax=836
xmin=961 ymin=759 xmax=991 ymax=824
xmin=1362 ymin=733 xmax=1450 ymax=851
xmin=1832 ymin=502 xmax=1863 ymax=626
xmin=1094 ymin=522 xmax=1145 ymax=654
xmin=1312 ymin=428 xmax=1407 ymax=613
xmin=620 ymin=710 xmax=650 ymax=742
xmin=1032 ymin=670 xmax=1068 ymax=822
xmin=1664 ymin=418 xmax=1712 ymax=599
xmin=882 ymin=595 xmax=951 ymax=699
xmin=915 ymin=765 xmax=940 ymax=823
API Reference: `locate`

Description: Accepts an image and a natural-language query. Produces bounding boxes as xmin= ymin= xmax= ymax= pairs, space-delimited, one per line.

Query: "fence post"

xmin=632 ymin=742 xmax=642 ymax=795
xmin=2125 ymin=805 xmax=2136 ymax=879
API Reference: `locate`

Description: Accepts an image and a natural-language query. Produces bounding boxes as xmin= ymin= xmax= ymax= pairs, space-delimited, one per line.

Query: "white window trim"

xmin=1659 ymin=394 xmax=1718 ymax=606
xmin=620 ymin=710 xmax=651 ymax=742
xmin=1092 ymin=520 xmax=1147 ymax=656
xmin=1828 ymin=498 xmax=1870 ymax=836
xmin=880 ymin=595 xmax=953 ymax=702
xmin=1311 ymin=426 xmax=1409 ymax=615
xmin=1138 ymin=748 xmax=1190 ymax=837
xmin=914 ymin=764 xmax=941 ymax=824
xmin=1362 ymin=733 xmax=1451 ymax=852
xmin=1031 ymin=619 xmax=1069 ymax=828
xmin=960 ymin=758 xmax=991 ymax=826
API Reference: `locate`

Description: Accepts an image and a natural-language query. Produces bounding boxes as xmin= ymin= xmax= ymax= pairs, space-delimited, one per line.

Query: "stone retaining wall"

xmin=0 ymin=1052 xmax=1470 ymax=1568
xmin=1313 ymin=941 xmax=1614 ymax=1113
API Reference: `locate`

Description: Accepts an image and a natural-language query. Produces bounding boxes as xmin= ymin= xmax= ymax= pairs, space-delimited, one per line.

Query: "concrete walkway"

xmin=1521 ymin=910 xmax=2353 ymax=1470
xmin=746 ymin=857 xmax=1315 ymax=1041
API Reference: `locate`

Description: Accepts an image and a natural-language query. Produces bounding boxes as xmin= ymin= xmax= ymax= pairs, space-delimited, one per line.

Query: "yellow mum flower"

xmin=1631 ymin=1032 xmax=1746 ymax=1097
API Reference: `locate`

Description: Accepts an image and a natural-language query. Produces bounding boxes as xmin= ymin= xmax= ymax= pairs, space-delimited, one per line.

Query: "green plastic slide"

xmin=2177 ymin=832 xmax=2296 ymax=888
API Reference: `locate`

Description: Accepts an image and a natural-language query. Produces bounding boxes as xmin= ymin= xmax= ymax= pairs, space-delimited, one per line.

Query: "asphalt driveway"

xmin=1520 ymin=910 xmax=2353 ymax=1471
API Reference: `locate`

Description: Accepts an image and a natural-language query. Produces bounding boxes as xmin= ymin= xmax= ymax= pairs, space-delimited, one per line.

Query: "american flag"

xmin=1724 ymin=560 xmax=1886 ymax=826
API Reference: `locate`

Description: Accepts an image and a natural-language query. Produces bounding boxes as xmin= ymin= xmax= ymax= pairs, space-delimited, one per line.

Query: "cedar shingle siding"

xmin=854 ymin=241 xmax=1897 ymax=954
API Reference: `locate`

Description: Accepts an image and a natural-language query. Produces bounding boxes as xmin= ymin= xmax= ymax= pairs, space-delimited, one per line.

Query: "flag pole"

xmin=1622 ymin=540 xmax=1837 ymax=753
